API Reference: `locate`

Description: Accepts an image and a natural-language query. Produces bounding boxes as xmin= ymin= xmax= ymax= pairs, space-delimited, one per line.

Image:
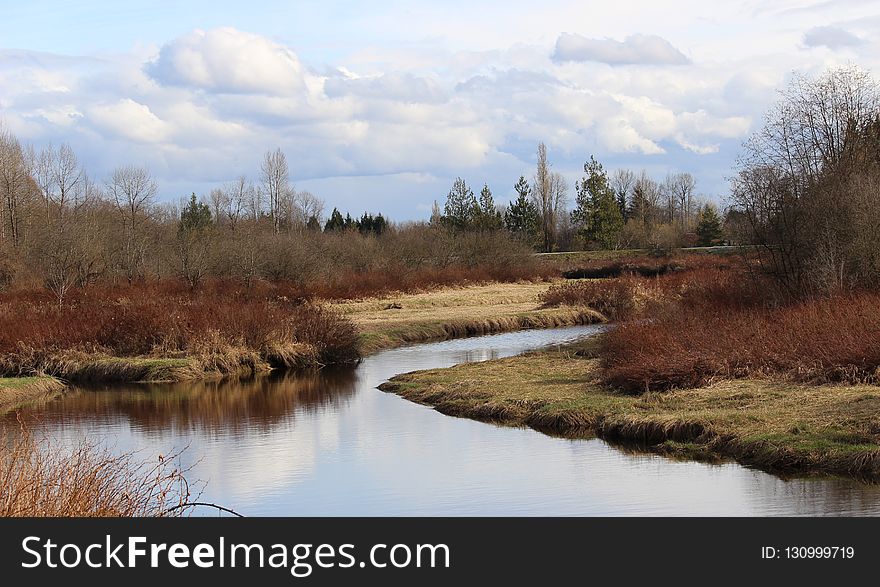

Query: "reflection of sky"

xmin=11 ymin=324 xmax=880 ymax=516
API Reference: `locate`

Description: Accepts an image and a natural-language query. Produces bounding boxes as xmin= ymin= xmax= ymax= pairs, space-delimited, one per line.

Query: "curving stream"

xmin=7 ymin=324 xmax=880 ymax=516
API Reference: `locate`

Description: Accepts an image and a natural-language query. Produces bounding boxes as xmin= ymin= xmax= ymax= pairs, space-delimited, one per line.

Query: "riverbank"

xmin=331 ymin=281 xmax=602 ymax=353
xmin=0 ymin=377 xmax=65 ymax=413
xmin=0 ymin=280 xmax=596 ymax=394
xmin=380 ymin=338 xmax=880 ymax=481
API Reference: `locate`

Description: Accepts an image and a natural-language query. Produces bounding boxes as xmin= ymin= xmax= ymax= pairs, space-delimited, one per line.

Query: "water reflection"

xmin=7 ymin=325 xmax=880 ymax=516
xmin=14 ymin=369 xmax=358 ymax=435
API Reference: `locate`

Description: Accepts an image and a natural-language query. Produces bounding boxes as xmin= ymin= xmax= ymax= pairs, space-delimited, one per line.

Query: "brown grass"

xmin=1 ymin=422 xmax=195 ymax=516
xmin=0 ymin=281 xmax=360 ymax=381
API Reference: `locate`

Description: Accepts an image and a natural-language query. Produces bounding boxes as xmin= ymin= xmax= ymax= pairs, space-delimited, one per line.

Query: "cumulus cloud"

xmin=147 ymin=27 xmax=308 ymax=94
xmin=553 ymin=33 xmax=690 ymax=66
xmin=6 ymin=19 xmax=860 ymax=215
xmin=803 ymin=25 xmax=864 ymax=49
xmin=87 ymin=99 xmax=169 ymax=143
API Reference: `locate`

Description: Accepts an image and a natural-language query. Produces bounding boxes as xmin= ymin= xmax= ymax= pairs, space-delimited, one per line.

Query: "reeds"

xmin=0 ymin=422 xmax=193 ymax=517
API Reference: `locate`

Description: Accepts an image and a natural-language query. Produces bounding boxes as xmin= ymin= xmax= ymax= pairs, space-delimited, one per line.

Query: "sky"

xmin=1 ymin=0 xmax=878 ymax=219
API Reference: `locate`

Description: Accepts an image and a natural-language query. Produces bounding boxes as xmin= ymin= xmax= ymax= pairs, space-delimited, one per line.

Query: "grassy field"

xmin=330 ymin=281 xmax=602 ymax=353
xmin=380 ymin=338 xmax=880 ymax=480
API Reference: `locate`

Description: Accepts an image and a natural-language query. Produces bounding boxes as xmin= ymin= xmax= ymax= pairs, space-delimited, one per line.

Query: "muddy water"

xmin=8 ymin=325 xmax=880 ymax=516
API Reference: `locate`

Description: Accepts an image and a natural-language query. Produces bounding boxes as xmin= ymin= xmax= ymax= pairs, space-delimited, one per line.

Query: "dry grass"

xmin=0 ymin=281 xmax=360 ymax=382
xmin=1 ymin=423 xmax=195 ymax=516
xmin=381 ymin=340 xmax=880 ymax=480
xmin=331 ymin=281 xmax=603 ymax=352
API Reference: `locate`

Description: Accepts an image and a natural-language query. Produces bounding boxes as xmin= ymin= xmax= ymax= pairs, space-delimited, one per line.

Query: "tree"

xmin=611 ymin=168 xmax=635 ymax=220
xmin=106 ymin=165 xmax=156 ymax=283
xmin=306 ymin=215 xmax=322 ymax=231
xmin=324 ymin=207 xmax=345 ymax=232
xmin=260 ymin=148 xmax=290 ymax=235
xmin=474 ymin=184 xmax=502 ymax=230
xmin=0 ymin=127 xmax=32 ymax=248
xmin=504 ymin=176 xmax=540 ymax=244
xmin=663 ymin=172 xmax=697 ymax=230
xmin=176 ymin=193 xmax=213 ymax=287
xmin=531 ymin=143 xmax=567 ymax=252
xmin=696 ymin=204 xmax=723 ymax=246
xmin=443 ymin=177 xmax=477 ymax=230
xmin=572 ymin=156 xmax=623 ymax=250
xmin=732 ymin=65 xmax=880 ymax=295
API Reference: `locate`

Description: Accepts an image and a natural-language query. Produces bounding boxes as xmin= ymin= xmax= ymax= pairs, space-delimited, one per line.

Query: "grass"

xmin=0 ymin=376 xmax=65 ymax=412
xmin=380 ymin=339 xmax=880 ymax=480
xmin=0 ymin=423 xmax=194 ymax=516
xmin=330 ymin=281 xmax=602 ymax=353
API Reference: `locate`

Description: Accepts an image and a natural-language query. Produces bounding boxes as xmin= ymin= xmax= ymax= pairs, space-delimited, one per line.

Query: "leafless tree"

xmin=732 ymin=65 xmax=880 ymax=295
xmin=531 ymin=142 xmax=566 ymax=252
xmin=0 ymin=127 xmax=33 ymax=248
xmin=106 ymin=165 xmax=157 ymax=283
xmin=260 ymin=148 xmax=290 ymax=235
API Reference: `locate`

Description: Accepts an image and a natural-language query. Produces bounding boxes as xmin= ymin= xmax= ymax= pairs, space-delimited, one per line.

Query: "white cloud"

xmin=553 ymin=33 xmax=690 ymax=65
xmin=2 ymin=7 xmax=879 ymax=216
xmin=87 ymin=99 xmax=169 ymax=143
xmin=147 ymin=27 xmax=308 ymax=94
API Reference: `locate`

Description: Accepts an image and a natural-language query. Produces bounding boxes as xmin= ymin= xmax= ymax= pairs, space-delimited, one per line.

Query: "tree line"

xmin=432 ymin=142 xmax=724 ymax=252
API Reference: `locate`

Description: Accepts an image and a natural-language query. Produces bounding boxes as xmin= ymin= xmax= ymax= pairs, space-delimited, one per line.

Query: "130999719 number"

xmin=762 ymin=546 xmax=855 ymax=559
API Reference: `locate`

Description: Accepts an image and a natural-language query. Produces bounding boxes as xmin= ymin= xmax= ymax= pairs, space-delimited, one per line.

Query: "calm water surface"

xmin=9 ymin=325 xmax=880 ymax=516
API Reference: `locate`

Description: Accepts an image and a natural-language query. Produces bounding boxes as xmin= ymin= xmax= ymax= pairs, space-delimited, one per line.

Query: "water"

xmin=7 ymin=325 xmax=880 ymax=516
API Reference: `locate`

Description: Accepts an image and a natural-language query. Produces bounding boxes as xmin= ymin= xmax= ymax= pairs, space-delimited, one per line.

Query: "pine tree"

xmin=474 ymin=184 xmax=502 ymax=230
xmin=572 ymin=157 xmax=623 ymax=249
xmin=179 ymin=192 xmax=212 ymax=234
xmin=504 ymin=176 xmax=540 ymax=245
xmin=696 ymin=204 xmax=724 ymax=246
xmin=306 ymin=215 xmax=321 ymax=231
xmin=324 ymin=207 xmax=345 ymax=232
xmin=443 ymin=177 xmax=477 ymax=230
xmin=373 ymin=213 xmax=387 ymax=236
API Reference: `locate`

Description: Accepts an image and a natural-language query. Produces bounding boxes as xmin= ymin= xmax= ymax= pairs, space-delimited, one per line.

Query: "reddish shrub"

xmin=600 ymin=288 xmax=880 ymax=393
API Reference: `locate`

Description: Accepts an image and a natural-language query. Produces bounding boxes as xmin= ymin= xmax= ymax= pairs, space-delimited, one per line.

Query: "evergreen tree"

xmin=504 ymin=176 xmax=540 ymax=244
xmin=343 ymin=212 xmax=355 ymax=231
xmin=306 ymin=215 xmax=321 ymax=231
xmin=474 ymin=184 xmax=502 ymax=230
xmin=324 ymin=207 xmax=345 ymax=232
xmin=696 ymin=204 xmax=724 ymax=246
xmin=442 ymin=177 xmax=477 ymax=230
xmin=373 ymin=213 xmax=387 ymax=236
xmin=179 ymin=192 xmax=212 ymax=234
xmin=572 ymin=156 xmax=623 ymax=249
xmin=358 ymin=212 xmax=374 ymax=235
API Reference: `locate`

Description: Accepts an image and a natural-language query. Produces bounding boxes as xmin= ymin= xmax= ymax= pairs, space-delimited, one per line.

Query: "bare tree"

xmin=665 ymin=172 xmax=696 ymax=231
xmin=106 ymin=165 xmax=157 ymax=283
xmin=732 ymin=65 xmax=880 ymax=295
xmin=0 ymin=127 xmax=33 ymax=248
xmin=531 ymin=142 xmax=563 ymax=252
xmin=260 ymin=148 xmax=290 ymax=235
xmin=611 ymin=169 xmax=635 ymax=217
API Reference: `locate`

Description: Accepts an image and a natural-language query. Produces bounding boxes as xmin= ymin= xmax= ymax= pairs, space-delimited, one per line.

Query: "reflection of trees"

xmin=8 ymin=367 xmax=359 ymax=436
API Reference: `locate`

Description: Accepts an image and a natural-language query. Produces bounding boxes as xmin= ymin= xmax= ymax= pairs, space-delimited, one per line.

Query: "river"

xmin=7 ymin=325 xmax=880 ymax=516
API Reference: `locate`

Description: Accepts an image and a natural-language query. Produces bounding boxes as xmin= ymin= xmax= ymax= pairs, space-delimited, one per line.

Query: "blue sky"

xmin=1 ymin=1 xmax=878 ymax=219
